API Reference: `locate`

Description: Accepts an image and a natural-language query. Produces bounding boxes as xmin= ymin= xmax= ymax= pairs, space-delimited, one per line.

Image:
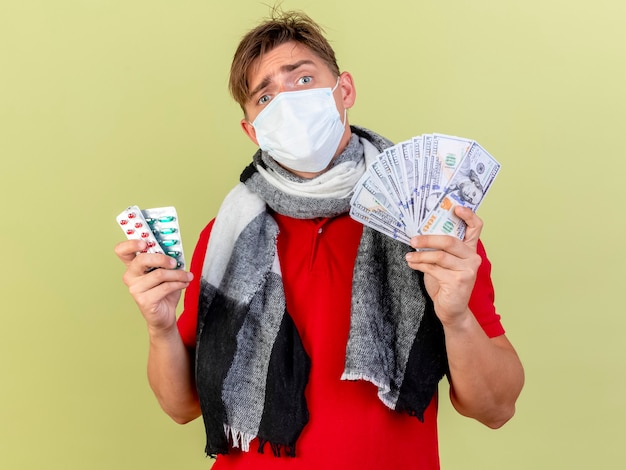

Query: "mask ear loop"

xmin=340 ymin=108 xmax=347 ymax=127
xmin=332 ymin=76 xmax=348 ymax=126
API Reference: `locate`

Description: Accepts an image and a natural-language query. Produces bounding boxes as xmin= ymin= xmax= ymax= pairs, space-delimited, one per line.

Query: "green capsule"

xmin=166 ymin=251 xmax=181 ymax=257
xmin=161 ymin=239 xmax=179 ymax=247
xmin=145 ymin=218 xmax=156 ymax=225
xmin=158 ymin=227 xmax=178 ymax=235
xmin=158 ymin=215 xmax=176 ymax=223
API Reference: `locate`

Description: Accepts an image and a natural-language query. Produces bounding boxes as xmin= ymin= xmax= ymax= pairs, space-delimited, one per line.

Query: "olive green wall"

xmin=2 ymin=0 xmax=624 ymax=468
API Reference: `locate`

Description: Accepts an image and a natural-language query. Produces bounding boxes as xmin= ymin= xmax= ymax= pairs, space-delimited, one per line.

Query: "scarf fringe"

xmin=258 ymin=438 xmax=297 ymax=458
xmin=341 ymin=371 xmax=389 ymax=392
xmin=223 ymin=424 xmax=256 ymax=452
xmin=222 ymin=425 xmax=298 ymax=457
xmin=219 ymin=426 xmax=298 ymax=458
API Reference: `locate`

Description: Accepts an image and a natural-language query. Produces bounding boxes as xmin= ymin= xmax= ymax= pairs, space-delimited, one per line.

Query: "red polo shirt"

xmin=178 ymin=212 xmax=504 ymax=469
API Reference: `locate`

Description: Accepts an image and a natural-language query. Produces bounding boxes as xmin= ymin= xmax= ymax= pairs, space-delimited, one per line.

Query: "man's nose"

xmin=275 ymin=77 xmax=294 ymax=93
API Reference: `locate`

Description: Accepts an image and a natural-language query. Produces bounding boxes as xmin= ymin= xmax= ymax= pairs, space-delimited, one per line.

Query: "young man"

xmin=115 ymin=11 xmax=524 ymax=469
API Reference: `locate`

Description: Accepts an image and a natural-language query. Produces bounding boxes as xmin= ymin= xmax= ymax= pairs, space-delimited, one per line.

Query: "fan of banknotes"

xmin=349 ymin=133 xmax=500 ymax=245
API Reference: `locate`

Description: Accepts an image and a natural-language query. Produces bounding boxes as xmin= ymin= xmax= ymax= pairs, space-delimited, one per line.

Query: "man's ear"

xmin=240 ymin=119 xmax=259 ymax=146
xmin=338 ymin=71 xmax=356 ymax=110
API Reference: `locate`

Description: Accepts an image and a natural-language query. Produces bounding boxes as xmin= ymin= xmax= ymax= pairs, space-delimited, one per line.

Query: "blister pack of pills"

xmin=116 ymin=205 xmax=186 ymax=270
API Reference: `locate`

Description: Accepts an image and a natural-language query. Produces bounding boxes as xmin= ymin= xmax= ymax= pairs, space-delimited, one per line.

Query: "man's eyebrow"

xmin=249 ymin=76 xmax=272 ymax=100
xmin=280 ymin=59 xmax=315 ymax=73
xmin=248 ymin=59 xmax=316 ymax=99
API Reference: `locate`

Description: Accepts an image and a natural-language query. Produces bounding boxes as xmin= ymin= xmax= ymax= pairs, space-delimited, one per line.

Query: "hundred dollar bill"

xmin=409 ymin=135 xmax=424 ymax=228
xmin=418 ymin=141 xmax=500 ymax=239
xmin=419 ymin=133 xmax=474 ymax=225
xmin=398 ymin=140 xmax=417 ymax=225
xmin=375 ymin=151 xmax=413 ymax=224
xmin=368 ymin=158 xmax=411 ymax=225
xmin=351 ymin=172 xmax=406 ymax=223
xmin=384 ymin=145 xmax=410 ymax=210
xmin=349 ymin=205 xmax=412 ymax=245
xmin=416 ymin=134 xmax=433 ymax=226
xmin=350 ymin=180 xmax=408 ymax=234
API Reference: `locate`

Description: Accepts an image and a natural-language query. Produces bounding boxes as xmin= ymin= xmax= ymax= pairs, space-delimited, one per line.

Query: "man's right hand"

xmin=114 ymin=239 xmax=194 ymax=333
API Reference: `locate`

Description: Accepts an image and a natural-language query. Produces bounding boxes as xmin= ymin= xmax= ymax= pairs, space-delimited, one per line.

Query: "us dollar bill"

xmin=398 ymin=140 xmax=416 ymax=225
xmin=417 ymin=134 xmax=433 ymax=226
xmin=349 ymin=133 xmax=500 ymax=245
xmin=375 ymin=151 xmax=413 ymax=224
xmin=418 ymin=141 xmax=500 ymax=239
xmin=419 ymin=133 xmax=473 ymax=225
xmin=410 ymin=135 xmax=424 ymax=228
xmin=350 ymin=179 xmax=408 ymax=233
xmin=349 ymin=204 xmax=412 ymax=244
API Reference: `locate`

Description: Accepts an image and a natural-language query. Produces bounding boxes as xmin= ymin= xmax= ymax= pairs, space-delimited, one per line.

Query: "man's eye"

xmin=258 ymin=95 xmax=271 ymax=105
xmin=298 ymin=76 xmax=312 ymax=85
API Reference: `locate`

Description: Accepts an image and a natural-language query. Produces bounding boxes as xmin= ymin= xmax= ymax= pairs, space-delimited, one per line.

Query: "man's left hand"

xmin=405 ymin=206 xmax=483 ymax=327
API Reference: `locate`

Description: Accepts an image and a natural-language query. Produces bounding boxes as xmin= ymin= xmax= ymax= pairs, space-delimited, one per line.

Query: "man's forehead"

xmin=246 ymin=42 xmax=325 ymax=87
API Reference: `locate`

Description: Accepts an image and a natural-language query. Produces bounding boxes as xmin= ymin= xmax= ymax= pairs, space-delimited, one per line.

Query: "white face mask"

xmin=251 ymin=79 xmax=346 ymax=173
